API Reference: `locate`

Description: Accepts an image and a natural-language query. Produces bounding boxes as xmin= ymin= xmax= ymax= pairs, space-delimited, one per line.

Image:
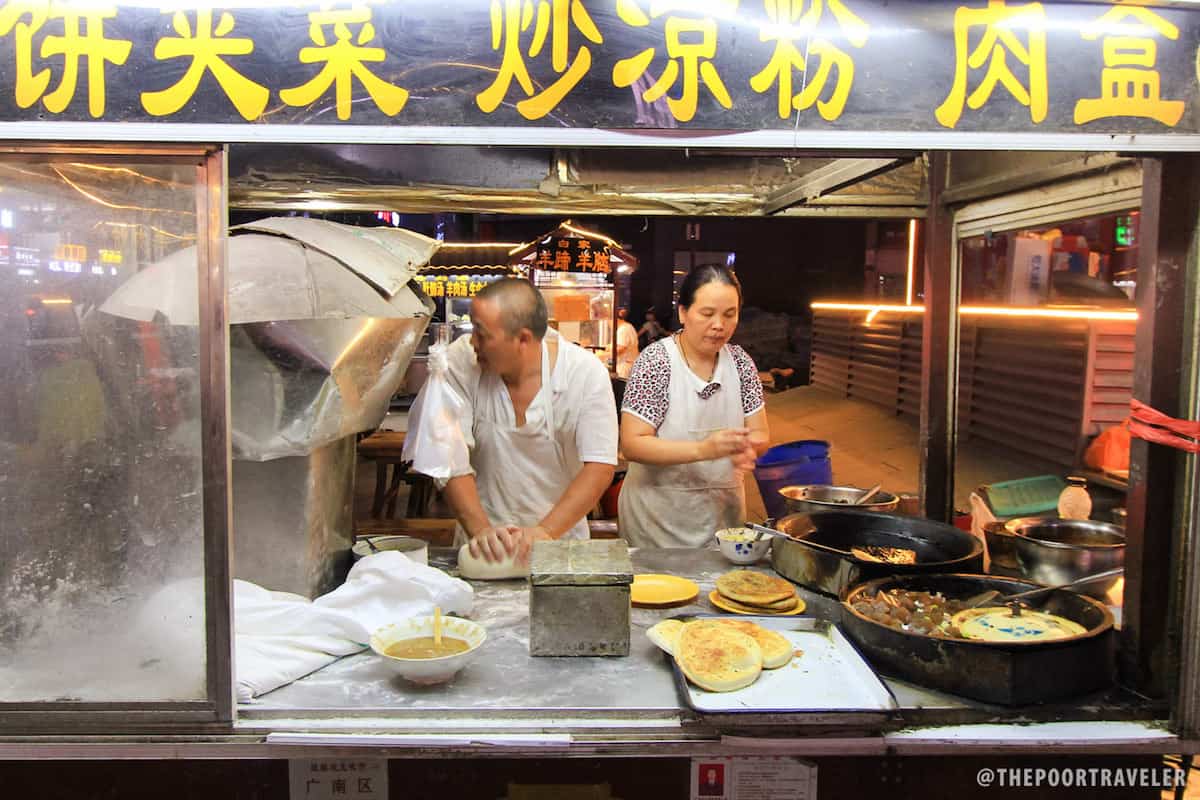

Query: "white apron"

xmin=619 ymin=337 xmax=746 ymax=548
xmin=454 ymin=339 xmax=589 ymax=546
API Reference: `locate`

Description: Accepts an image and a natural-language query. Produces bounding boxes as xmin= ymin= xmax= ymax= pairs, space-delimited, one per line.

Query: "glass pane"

xmin=0 ymin=159 xmax=206 ymax=701
xmin=954 ymin=212 xmax=1136 ymax=606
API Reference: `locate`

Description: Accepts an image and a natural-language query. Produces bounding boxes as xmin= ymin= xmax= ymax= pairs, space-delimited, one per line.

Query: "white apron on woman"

xmin=440 ymin=331 xmax=617 ymax=547
xmin=619 ymin=337 xmax=747 ymax=548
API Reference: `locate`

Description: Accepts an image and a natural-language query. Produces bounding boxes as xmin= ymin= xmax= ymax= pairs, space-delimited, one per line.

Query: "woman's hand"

xmin=730 ymin=443 xmax=757 ymax=472
xmin=701 ymin=428 xmax=751 ymax=461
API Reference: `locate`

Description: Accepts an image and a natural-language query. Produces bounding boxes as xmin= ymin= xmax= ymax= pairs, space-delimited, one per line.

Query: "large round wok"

xmin=770 ymin=510 xmax=984 ymax=596
xmin=841 ymin=573 xmax=1115 ymax=705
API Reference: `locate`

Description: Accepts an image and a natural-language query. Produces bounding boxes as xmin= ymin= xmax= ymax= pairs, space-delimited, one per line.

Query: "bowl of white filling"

xmin=715 ymin=527 xmax=772 ymax=564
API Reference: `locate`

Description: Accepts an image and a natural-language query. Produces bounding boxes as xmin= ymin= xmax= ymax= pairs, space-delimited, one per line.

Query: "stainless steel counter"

xmin=237 ymin=546 xmax=1155 ymax=738
xmin=244 ymin=548 xmax=736 ymax=718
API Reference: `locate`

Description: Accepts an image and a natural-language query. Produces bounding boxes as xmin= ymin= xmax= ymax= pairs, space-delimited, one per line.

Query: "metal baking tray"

xmin=665 ymin=615 xmax=897 ymax=719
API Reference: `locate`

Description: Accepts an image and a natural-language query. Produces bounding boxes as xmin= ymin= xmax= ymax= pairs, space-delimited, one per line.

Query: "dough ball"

xmin=457 ymin=542 xmax=529 ymax=580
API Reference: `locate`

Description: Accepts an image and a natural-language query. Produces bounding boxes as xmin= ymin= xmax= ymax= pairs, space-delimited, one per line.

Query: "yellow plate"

xmin=708 ymin=590 xmax=806 ymax=616
xmin=631 ymin=574 xmax=700 ymax=607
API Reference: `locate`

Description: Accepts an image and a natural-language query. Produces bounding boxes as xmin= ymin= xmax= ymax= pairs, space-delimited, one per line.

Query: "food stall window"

xmin=0 ymin=154 xmax=216 ymax=709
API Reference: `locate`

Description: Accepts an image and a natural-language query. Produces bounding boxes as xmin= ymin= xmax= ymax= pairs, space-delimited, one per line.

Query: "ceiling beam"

xmin=761 ymin=157 xmax=906 ymax=215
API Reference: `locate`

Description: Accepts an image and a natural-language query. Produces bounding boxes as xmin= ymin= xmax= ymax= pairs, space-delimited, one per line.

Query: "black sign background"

xmin=0 ymin=0 xmax=1196 ymax=135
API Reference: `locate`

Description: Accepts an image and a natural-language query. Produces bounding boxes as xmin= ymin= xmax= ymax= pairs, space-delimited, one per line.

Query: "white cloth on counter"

xmin=235 ymin=551 xmax=473 ymax=702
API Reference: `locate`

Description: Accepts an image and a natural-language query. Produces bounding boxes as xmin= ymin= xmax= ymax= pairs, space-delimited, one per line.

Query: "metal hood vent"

xmin=99 ymin=217 xmax=436 ymax=461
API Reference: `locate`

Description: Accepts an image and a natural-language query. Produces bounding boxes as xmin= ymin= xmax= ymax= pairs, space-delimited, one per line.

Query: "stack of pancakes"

xmin=648 ymin=618 xmax=797 ymax=692
xmin=714 ymin=570 xmax=800 ymax=614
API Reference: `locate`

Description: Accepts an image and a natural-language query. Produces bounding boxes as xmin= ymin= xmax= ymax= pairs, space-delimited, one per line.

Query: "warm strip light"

xmin=441 ymin=242 xmax=521 ymax=248
xmin=812 ymin=302 xmax=924 ymax=313
xmin=905 ymin=219 xmax=917 ymax=306
xmin=810 ymin=301 xmax=1138 ymax=322
xmin=40 ymin=298 xmax=73 ymax=305
xmin=961 ymin=306 xmax=1138 ymax=321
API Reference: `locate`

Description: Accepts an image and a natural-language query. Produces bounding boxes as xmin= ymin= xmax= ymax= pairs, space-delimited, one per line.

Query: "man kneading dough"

xmin=435 ymin=278 xmax=618 ymax=570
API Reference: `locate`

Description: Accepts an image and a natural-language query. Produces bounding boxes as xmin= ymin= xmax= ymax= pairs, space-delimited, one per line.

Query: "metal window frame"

xmin=0 ymin=143 xmax=233 ymax=732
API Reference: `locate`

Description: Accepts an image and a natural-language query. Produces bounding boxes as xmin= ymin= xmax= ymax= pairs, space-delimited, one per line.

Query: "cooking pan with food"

xmin=770 ymin=510 xmax=984 ymax=596
xmin=841 ymin=573 xmax=1114 ymax=705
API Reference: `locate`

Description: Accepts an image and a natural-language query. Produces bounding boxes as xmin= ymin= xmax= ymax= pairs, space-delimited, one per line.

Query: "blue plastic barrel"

xmin=753 ymin=440 xmax=833 ymax=520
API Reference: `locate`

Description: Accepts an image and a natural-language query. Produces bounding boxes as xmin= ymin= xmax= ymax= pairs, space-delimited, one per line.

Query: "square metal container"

xmin=529 ymin=540 xmax=633 ymax=657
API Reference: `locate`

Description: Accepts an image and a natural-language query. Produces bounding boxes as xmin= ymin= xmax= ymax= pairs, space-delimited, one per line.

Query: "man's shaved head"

xmin=474 ymin=278 xmax=548 ymax=339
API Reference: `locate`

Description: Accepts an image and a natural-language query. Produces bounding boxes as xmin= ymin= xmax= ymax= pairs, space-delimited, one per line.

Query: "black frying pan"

xmin=769 ymin=510 xmax=984 ymax=596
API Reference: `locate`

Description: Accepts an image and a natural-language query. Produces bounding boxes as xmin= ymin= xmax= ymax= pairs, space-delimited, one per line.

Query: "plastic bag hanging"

xmin=402 ymin=333 xmax=471 ymax=479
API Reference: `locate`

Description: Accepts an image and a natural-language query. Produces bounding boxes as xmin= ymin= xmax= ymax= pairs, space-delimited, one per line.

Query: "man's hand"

xmin=513 ymin=525 xmax=554 ymax=564
xmin=468 ymin=525 xmax=522 ymax=563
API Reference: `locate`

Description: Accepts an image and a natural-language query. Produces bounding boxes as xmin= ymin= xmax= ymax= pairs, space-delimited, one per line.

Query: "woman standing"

xmin=618 ymin=265 xmax=769 ymax=547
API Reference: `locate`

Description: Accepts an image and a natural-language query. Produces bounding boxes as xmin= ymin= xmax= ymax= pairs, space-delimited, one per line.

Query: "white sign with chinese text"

xmin=690 ymin=756 xmax=816 ymax=800
xmin=289 ymin=758 xmax=388 ymax=800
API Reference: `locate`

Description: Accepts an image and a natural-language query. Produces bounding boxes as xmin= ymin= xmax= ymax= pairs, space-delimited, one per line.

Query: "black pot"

xmin=770 ymin=510 xmax=984 ymax=596
xmin=841 ymin=573 xmax=1115 ymax=706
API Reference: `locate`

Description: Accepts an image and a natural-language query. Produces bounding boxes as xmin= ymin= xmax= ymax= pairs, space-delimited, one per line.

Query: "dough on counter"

xmin=457 ymin=542 xmax=530 ymax=580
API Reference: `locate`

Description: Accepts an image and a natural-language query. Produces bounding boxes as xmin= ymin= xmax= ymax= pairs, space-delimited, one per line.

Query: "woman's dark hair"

xmin=678 ymin=263 xmax=743 ymax=309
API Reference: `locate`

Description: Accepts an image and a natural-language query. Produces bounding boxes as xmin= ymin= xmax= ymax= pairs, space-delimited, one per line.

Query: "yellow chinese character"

xmin=749 ymin=0 xmax=869 ymax=121
xmin=577 ymin=249 xmax=594 ymax=270
xmin=935 ymin=1 xmax=1047 ymax=129
xmin=468 ymin=281 xmax=485 ymax=296
xmin=1073 ymin=7 xmax=1183 ymax=127
xmin=425 ymin=279 xmax=445 ymax=298
xmin=536 ymin=249 xmax=555 ymax=268
xmin=554 ymin=249 xmax=572 ymax=270
xmin=0 ymin=2 xmax=50 ymax=109
xmin=141 ymin=10 xmax=268 ymax=120
xmin=593 ymin=251 xmax=610 ymax=273
xmin=279 ymin=4 xmax=408 ymax=121
xmin=613 ymin=0 xmax=738 ymax=123
xmin=477 ymin=0 xmax=602 ymax=119
xmin=0 ymin=1 xmax=131 ymax=116
xmin=447 ymin=280 xmax=469 ymax=298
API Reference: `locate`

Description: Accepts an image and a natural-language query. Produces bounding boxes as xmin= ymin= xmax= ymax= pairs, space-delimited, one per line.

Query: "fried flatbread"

xmin=693 ymin=619 xmax=793 ymax=669
xmin=713 ymin=592 xmax=803 ymax=615
xmin=744 ymin=592 xmax=800 ymax=611
xmin=647 ymin=618 xmax=685 ymax=655
xmin=675 ymin=622 xmax=763 ymax=692
xmin=716 ymin=570 xmax=797 ymax=605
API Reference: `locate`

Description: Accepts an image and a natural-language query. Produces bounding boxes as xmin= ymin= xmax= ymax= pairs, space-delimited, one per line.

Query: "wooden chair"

xmin=357 ymin=430 xmax=436 ymax=518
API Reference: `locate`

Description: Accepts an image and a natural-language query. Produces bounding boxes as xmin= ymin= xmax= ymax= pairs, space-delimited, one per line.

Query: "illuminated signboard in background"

xmin=14 ymin=247 xmax=39 ymax=269
xmin=1116 ymin=214 xmax=1139 ymax=249
xmin=413 ymin=274 xmax=499 ymax=299
xmin=49 ymin=243 xmax=86 ymax=274
xmin=533 ymin=237 xmax=612 ymax=275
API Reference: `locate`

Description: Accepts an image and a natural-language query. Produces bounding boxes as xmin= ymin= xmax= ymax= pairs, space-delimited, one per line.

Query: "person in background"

xmin=615 ymin=307 xmax=639 ymax=378
xmin=618 ymin=264 xmax=769 ymax=548
xmin=440 ymin=278 xmax=618 ymax=563
xmin=638 ymin=308 xmax=668 ymax=348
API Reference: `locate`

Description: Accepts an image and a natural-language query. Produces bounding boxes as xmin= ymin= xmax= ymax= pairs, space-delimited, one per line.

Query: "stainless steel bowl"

xmin=1000 ymin=518 xmax=1125 ymax=598
xmin=779 ymin=484 xmax=900 ymax=516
